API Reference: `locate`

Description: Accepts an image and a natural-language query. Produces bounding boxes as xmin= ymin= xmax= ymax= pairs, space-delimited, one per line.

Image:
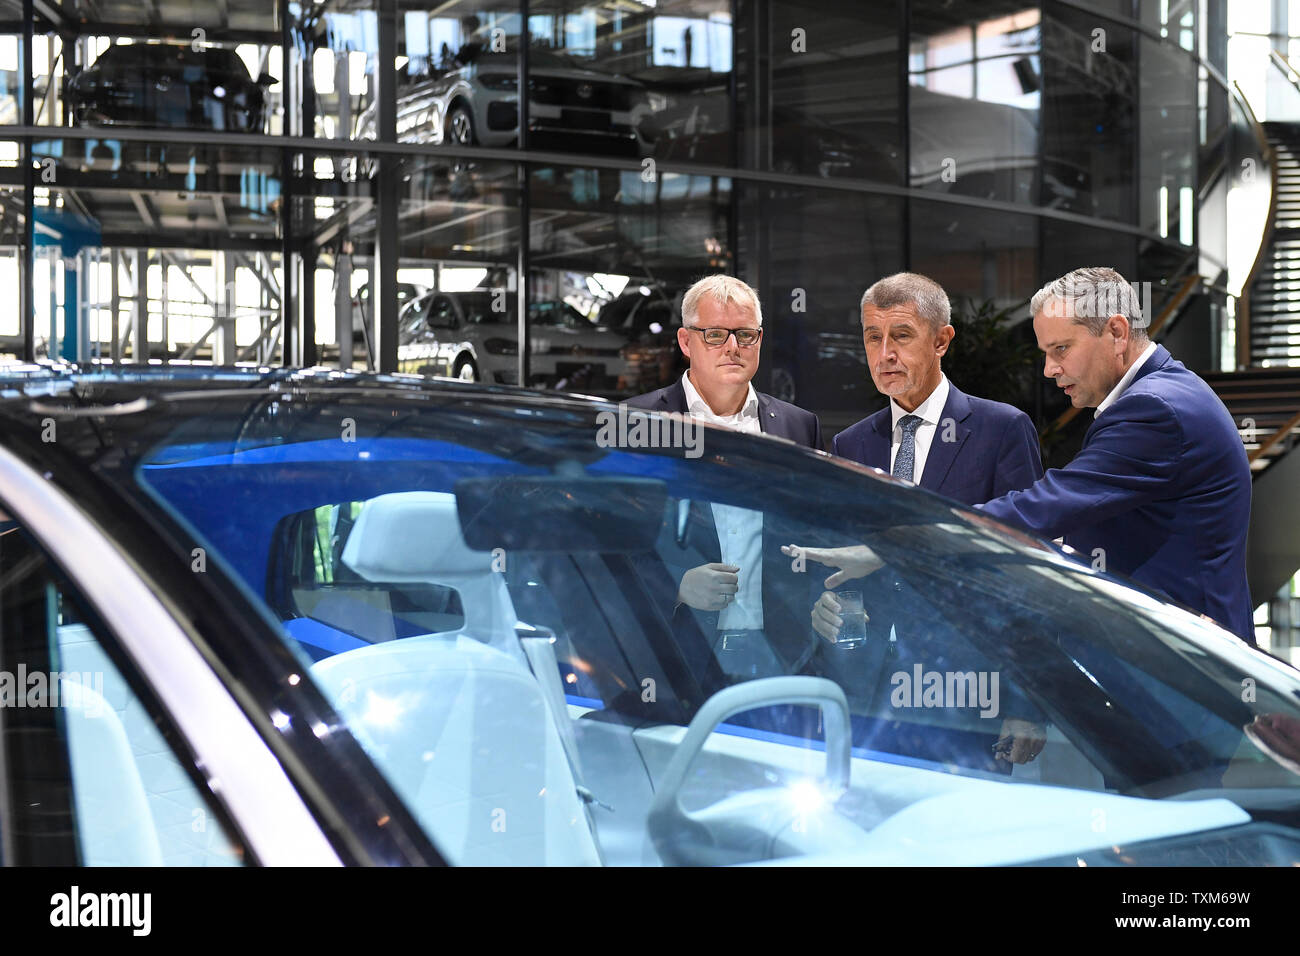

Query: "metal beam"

xmin=30 ymin=0 xmax=66 ymax=30
xmin=372 ymin=0 xmax=398 ymax=374
xmin=20 ymin=0 xmax=33 ymax=362
xmin=109 ymin=247 xmax=119 ymax=363
xmin=233 ymin=250 xmax=281 ymax=304
xmin=131 ymin=248 xmax=146 ymax=361
xmin=216 ymin=250 xmax=236 ymax=365
xmin=516 ymin=0 xmax=530 ymax=389
xmin=128 ymin=191 xmax=158 ymax=230
xmin=311 ymin=197 xmax=373 ymax=248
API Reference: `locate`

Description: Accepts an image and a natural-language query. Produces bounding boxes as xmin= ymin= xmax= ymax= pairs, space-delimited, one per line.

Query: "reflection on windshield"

xmin=128 ymin=393 xmax=1300 ymax=866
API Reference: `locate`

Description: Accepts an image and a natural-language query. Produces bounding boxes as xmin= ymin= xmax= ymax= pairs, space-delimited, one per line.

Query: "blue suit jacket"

xmin=830 ymin=381 xmax=1044 ymax=505
xmin=821 ymin=382 xmax=1044 ymax=741
xmin=980 ymin=345 xmax=1254 ymax=644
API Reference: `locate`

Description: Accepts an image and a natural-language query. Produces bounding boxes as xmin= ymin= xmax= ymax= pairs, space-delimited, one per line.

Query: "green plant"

xmin=943 ymin=296 xmax=1040 ymax=412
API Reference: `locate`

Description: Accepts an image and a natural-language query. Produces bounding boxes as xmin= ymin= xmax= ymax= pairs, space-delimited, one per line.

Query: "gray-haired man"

xmin=627 ymin=275 xmax=822 ymax=677
xmin=981 ymin=266 xmax=1253 ymax=643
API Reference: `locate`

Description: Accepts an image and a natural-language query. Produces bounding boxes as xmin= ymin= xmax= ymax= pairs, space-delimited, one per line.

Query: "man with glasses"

xmin=626 ymin=275 xmax=822 ymax=679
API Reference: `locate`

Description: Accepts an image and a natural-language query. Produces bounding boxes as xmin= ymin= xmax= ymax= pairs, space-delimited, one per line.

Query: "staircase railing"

xmin=1251 ymin=408 xmax=1300 ymax=464
xmin=1235 ymin=63 xmax=1281 ymax=370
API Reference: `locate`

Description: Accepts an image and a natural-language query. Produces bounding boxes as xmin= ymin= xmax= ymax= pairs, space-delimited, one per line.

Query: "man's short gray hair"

xmin=681 ymin=274 xmax=763 ymax=327
xmin=1030 ymin=266 xmax=1148 ymax=338
xmin=859 ymin=272 xmax=951 ymax=332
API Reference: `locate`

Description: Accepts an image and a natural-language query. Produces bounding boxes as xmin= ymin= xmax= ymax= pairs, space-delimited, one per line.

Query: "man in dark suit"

xmin=980 ymin=266 xmax=1254 ymax=644
xmin=625 ymin=275 xmax=822 ymax=679
xmin=830 ymin=271 xmax=1043 ymax=502
xmin=800 ymin=272 xmax=1045 ymax=767
xmin=812 ymin=272 xmax=1043 ymax=647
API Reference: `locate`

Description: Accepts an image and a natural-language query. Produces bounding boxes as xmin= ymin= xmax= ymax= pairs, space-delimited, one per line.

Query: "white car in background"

xmin=358 ymin=48 xmax=656 ymax=158
xmin=398 ymin=289 xmax=634 ymax=393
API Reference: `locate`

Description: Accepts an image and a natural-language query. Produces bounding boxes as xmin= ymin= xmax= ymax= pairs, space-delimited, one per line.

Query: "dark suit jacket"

xmin=625 ymin=378 xmax=823 ymax=449
xmin=830 ymin=380 xmax=1043 ymax=505
xmin=626 ymin=378 xmax=824 ymax=671
xmin=980 ymin=345 xmax=1254 ymax=644
xmin=822 ymin=382 xmax=1045 ymax=721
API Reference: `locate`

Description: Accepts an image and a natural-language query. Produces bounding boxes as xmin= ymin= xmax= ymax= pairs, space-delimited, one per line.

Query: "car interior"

xmin=264 ymin=483 xmax=1281 ymax=866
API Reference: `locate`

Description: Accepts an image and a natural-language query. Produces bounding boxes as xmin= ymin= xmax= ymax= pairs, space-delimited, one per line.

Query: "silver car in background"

xmin=398 ymin=289 xmax=636 ymax=393
xmin=359 ymin=49 xmax=656 ymax=157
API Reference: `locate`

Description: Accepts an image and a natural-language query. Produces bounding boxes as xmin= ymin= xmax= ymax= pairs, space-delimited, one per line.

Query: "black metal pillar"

xmin=20 ymin=0 xmax=33 ymax=362
xmin=373 ymin=0 xmax=399 ymax=374
xmin=280 ymin=0 xmax=298 ymax=365
xmin=516 ymin=0 xmax=531 ymax=388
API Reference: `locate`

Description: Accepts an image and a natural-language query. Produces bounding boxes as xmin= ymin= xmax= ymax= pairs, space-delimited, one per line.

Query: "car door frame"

xmin=0 ymin=429 xmax=447 ymax=866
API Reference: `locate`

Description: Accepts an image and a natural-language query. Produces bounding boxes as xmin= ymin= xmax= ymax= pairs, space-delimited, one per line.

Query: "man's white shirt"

xmin=1095 ymin=341 xmax=1158 ymax=418
xmin=680 ymin=371 xmax=764 ymax=630
xmin=888 ymin=373 xmax=951 ymax=483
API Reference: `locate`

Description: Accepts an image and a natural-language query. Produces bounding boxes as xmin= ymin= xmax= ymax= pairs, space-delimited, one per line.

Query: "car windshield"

xmin=100 ymin=382 xmax=1300 ymax=866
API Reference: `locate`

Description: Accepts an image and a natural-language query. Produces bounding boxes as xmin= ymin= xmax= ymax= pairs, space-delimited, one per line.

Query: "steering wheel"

xmin=646 ymin=676 xmax=868 ymax=866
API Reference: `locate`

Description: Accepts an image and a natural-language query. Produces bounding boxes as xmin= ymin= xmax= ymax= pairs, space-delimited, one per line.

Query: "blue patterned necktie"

xmin=893 ymin=414 xmax=923 ymax=481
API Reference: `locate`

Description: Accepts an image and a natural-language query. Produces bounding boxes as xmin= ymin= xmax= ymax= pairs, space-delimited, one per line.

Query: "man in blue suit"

xmin=812 ymin=272 xmax=1043 ymax=648
xmin=830 ymin=271 xmax=1043 ymax=504
xmin=806 ymin=273 xmax=1045 ymax=768
xmin=980 ymin=266 xmax=1254 ymax=645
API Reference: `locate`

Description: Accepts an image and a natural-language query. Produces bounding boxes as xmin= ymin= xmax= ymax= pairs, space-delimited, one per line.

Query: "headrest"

xmin=342 ymin=491 xmax=494 ymax=582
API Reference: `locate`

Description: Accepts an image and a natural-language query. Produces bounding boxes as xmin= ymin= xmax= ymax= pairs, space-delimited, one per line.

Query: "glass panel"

xmin=737 ymin=180 xmax=902 ymax=429
xmin=1040 ymin=2 xmax=1137 ymax=221
xmin=511 ymin=0 xmax=731 ymax=162
xmin=0 ymin=26 xmax=20 ymax=125
xmin=526 ymin=161 xmax=730 ymax=396
xmin=388 ymin=3 xmax=523 ymax=148
xmin=757 ymin=1 xmax=901 ymax=183
xmin=1139 ymin=0 xmax=1196 ymax=51
xmin=1226 ymin=94 xmax=1270 ymax=300
xmin=295 ymin=147 xmax=520 ymax=374
xmin=0 ymin=174 xmax=23 ymax=361
xmin=910 ymin=2 xmax=1041 ymax=205
xmin=0 ymin=519 xmax=244 ymax=866
xmin=1139 ymin=35 xmax=1196 ymax=244
xmin=45 ymin=11 xmax=283 ymax=134
xmin=33 ymin=140 xmax=284 ymax=364
xmin=300 ymin=0 xmax=377 ymax=139
xmin=910 ymin=200 xmax=1038 ymax=308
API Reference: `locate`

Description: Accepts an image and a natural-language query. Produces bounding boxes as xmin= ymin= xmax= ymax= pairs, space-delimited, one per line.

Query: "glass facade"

xmin=0 ymin=0 xmax=1264 ymax=433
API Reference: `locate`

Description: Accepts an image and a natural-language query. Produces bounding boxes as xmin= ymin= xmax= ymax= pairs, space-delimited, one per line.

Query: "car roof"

xmin=0 ymin=364 xmax=613 ymax=417
xmin=91 ymin=42 xmax=249 ymax=73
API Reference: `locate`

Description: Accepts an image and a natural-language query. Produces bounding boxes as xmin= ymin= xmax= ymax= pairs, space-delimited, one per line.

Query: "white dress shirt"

xmin=1095 ymin=341 xmax=1157 ymax=418
xmin=680 ymin=371 xmax=764 ymax=630
xmin=888 ymin=373 xmax=951 ymax=483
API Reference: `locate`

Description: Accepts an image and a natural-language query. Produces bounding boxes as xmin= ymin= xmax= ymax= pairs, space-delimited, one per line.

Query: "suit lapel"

xmin=660 ymin=379 xmax=688 ymax=414
xmin=756 ymin=392 xmax=776 ymax=435
xmin=865 ymin=410 xmax=893 ymax=471
xmin=1082 ymin=345 xmax=1171 ymax=446
xmin=918 ymin=383 xmax=971 ymax=494
xmin=690 ymin=499 xmax=720 ymax=561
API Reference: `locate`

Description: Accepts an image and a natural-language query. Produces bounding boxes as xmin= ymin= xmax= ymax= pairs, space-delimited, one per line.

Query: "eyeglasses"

xmin=686 ymin=326 xmax=763 ymax=347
